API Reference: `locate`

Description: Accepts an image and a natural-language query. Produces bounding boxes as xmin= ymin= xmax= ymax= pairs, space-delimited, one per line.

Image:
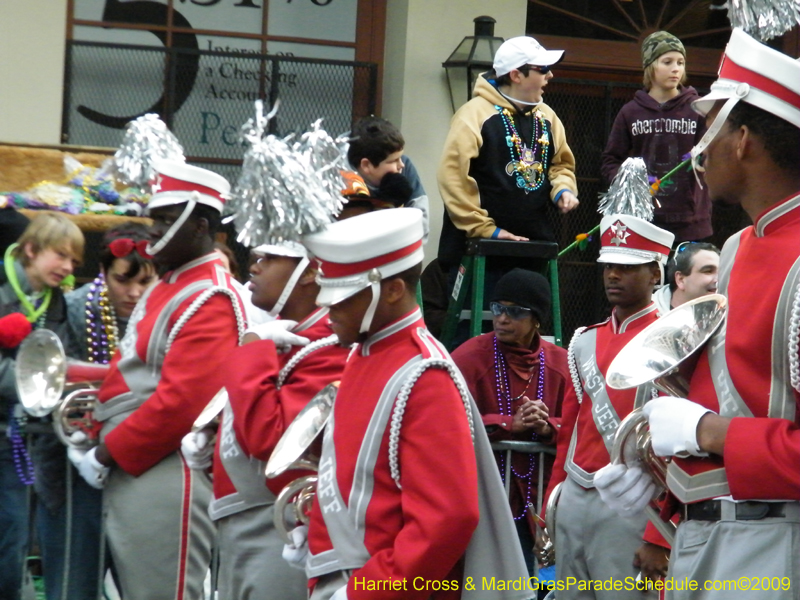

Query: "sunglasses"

xmin=526 ymin=65 xmax=551 ymax=75
xmin=489 ymin=302 xmax=533 ymax=320
xmin=672 ymin=241 xmax=696 ymax=265
xmin=108 ymin=238 xmax=152 ymax=260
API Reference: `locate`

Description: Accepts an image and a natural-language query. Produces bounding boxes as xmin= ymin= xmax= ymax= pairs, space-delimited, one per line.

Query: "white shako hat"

xmin=690 ymin=29 xmax=800 ymax=171
xmin=304 ymin=208 xmax=424 ymax=308
xmin=693 ymin=28 xmax=800 ymax=128
xmin=146 ymin=159 xmax=230 ymax=214
xmin=252 ymin=241 xmax=311 ymax=317
xmin=252 ymin=241 xmax=308 ymax=259
xmin=597 ymin=215 xmax=674 ymax=266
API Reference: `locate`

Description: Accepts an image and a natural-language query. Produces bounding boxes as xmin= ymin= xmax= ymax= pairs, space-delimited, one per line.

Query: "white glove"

xmin=594 ymin=463 xmax=656 ymax=518
xmin=245 ymin=320 xmax=310 ymax=353
xmin=282 ymin=525 xmax=309 ymax=571
xmin=68 ymin=446 xmax=109 ymax=489
xmin=331 ymin=585 xmax=349 ymax=600
xmin=643 ymin=396 xmax=712 ymax=457
xmin=68 ymin=431 xmax=88 ymax=446
xmin=180 ymin=430 xmax=214 ymax=470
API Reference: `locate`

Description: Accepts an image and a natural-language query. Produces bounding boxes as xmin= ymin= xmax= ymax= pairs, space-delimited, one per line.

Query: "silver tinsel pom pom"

xmin=598 ymin=157 xmax=655 ymax=221
xmin=112 ymin=114 xmax=185 ymax=190
xmin=720 ymin=0 xmax=800 ymax=41
xmin=230 ymin=101 xmax=345 ymax=248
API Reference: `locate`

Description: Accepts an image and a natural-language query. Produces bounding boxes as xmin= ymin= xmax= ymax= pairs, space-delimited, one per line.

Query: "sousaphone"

xmin=530 ymin=481 xmax=561 ymax=567
xmin=606 ymin=293 xmax=728 ymax=543
xmin=15 ymin=329 xmax=109 ymax=449
xmin=265 ymin=382 xmax=338 ymax=544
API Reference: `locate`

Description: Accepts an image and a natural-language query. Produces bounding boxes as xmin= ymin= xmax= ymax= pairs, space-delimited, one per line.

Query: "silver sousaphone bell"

xmin=15 ymin=329 xmax=109 ymax=449
xmin=606 ymin=293 xmax=728 ymax=544
xmin=265 ymin=381 xmax=338 ymax=544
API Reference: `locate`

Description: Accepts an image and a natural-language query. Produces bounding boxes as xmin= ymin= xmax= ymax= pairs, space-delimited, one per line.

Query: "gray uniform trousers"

xmin=104 ymin=452 xmax=214 ymax=600
xmin=666 ymin=509 xmax=800 ymax=600
xmin=215 ymin=504 xmax=307 ymax=600
xmin=555 ymin=477 xmax=657 ymax=600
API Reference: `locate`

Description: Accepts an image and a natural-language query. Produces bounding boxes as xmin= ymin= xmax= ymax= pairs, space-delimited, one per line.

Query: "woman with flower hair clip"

xmin=65 ymin=222 xmax=156 ymax=363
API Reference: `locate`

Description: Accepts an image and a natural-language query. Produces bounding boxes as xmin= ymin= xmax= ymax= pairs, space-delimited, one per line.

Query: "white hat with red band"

xmin=597 ymin=214 xmax=674 ymax=266
xmin=693 ymin=28 xmax=800 ymax=129
xmin=690 ymin=29 xmax=800 ymax=177
xmin=304 ymin=208 xmax=424 ymax=308
xmin=146 ymin=159 xmax=230 ymax=214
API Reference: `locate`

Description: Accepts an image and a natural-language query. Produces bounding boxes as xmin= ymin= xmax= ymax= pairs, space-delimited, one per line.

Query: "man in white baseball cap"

xmin=492 ymin=35 xmax=564 ymax=78
xmin=437 ymin=34 xmax=579 ymax=288
xmin=287 ymin=208 xmax=530 ymax=600
xmin=598 ymin=28 xmax=800 ymax=599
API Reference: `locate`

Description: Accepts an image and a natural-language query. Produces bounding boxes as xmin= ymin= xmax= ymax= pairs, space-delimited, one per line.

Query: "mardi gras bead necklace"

xmin=3 ymin=244 xmax=52 ymax=325
xmin=496 ymin=105 xmax=550 ymax=193
xmin=493 ymin=336 xmax=546 ymax=520
xmin=85 ymin=273 xmax=119 ymax=364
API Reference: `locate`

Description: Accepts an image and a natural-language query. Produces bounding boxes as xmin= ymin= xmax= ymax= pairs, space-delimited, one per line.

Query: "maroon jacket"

xmin=452 ymin=332 xmax=569 ymax=536
xmin=601 ymin=87 xmax=711 ymax=242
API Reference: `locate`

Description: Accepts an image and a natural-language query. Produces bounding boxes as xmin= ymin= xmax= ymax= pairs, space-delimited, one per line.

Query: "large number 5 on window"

xmin=77 ymin=0 xmax=199 ymax=129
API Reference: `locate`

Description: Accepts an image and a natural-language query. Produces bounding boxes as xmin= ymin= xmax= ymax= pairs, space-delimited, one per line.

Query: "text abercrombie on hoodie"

xmin=601 ymin=87 xmax=711 ymax=242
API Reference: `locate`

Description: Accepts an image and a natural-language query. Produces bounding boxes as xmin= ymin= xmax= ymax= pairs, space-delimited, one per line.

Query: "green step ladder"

xmin=440 ymin=239 xmax=562 ymax=350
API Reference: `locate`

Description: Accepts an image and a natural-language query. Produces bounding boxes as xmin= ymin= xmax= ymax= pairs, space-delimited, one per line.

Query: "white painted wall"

xmin=0 ymin=0 xmax=528 ymax=265
xmin=0 ymin=0 xmax=67 ymax=144
xmin=383 ymin=0 xmax=528 ymax=262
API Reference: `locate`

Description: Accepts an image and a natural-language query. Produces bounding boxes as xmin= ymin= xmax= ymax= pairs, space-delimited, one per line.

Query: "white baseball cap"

xmin=493 ymin=36 xmax=564 ymax=76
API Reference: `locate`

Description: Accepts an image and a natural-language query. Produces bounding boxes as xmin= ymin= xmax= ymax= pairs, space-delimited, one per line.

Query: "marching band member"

xmin=544 ymin=206 xmax=674 ymax=599
xmin=291 ymin=208 xmax=530 ymax=600
xmin=181 ymin=240 xmax=349 ymax=600
xmin=599 ymin=29 xmax=800 ymax=598
xmin=70 ymin=160 xmax=246 ymax=600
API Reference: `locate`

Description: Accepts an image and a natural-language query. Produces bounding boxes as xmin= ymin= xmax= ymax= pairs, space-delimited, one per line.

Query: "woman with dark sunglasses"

xmin=451 ymin=268 xmax=569 ymax=576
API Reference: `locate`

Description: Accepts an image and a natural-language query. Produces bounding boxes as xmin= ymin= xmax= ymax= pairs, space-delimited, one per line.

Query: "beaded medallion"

xmin=497 ymin=105 xmax=551 ymax=193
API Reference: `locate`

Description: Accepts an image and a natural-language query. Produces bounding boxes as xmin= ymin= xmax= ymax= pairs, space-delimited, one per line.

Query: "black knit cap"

xmin=490 ymin=268 xmax=551 ymax=324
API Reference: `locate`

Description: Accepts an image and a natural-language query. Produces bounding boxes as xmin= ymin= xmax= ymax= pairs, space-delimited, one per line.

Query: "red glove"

xmin=0 ymin=313 xmax=32 ymax=348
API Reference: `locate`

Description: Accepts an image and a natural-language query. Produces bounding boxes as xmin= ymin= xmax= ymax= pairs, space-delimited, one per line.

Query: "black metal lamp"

xmin=442 ymin=16 xmax=505 ymax=113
